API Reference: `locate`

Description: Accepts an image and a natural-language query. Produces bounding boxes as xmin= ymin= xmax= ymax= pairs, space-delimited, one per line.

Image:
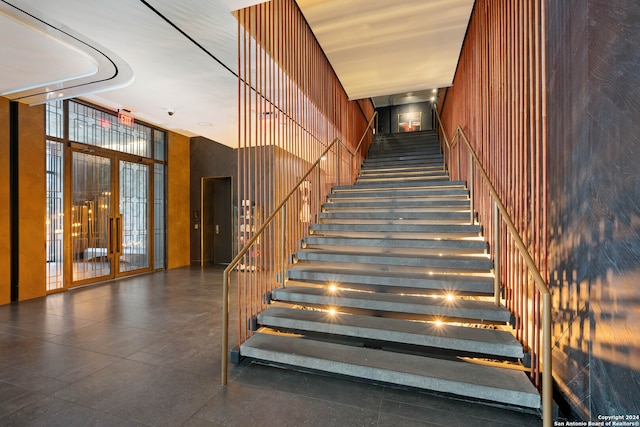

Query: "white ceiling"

xmin=0 ymin=0 xmax=473 ymax=148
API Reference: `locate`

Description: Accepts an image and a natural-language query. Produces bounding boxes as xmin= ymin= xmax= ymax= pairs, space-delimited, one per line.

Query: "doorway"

xmin=70 ymin=149 xmax=151 ymax=286
xmin=201 ymin=177 xmax=232 ymax=265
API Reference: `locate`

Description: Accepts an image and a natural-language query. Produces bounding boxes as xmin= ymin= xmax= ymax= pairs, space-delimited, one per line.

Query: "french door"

xmin=70 ymin=148 xmax=151 ymax=286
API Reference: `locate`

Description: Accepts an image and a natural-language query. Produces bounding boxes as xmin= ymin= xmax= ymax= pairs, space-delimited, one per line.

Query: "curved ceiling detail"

xmin=0 ymin=1 xmax=134 ymax=105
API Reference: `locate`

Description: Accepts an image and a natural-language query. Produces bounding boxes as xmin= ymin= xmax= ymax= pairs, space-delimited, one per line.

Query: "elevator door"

xmin=202 ymin=177 xmax=232 ymax=265
xmin=71 ymin=151 xmax=151 ymax=286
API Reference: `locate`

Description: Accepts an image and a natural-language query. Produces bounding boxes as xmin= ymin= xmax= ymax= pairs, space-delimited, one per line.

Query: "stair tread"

xmin=241 ymin=333 xmax=540 ymax=409
xmin=259 ymin=307 xmax=524 ymax=358
xmin=333 ymin=180 xmax=466 ymax=190
xmin=294 ymin=249 xmax=493 ymax=270
xmin=286 ymin=266 xmax=494 ymax=285
xmin=273 ymin=286 xmax=509 ymax=322
xmin=304 ymin=235 xmax=487 ymax=249
xmin=311 ymin=223 xmax=480 ymax=231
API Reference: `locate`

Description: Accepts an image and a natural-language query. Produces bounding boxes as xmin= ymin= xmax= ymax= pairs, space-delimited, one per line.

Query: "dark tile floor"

xmin=0 ymin=266 xmax=542 ymax=426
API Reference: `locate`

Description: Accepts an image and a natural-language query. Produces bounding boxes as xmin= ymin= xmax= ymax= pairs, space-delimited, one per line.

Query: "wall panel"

xmin=167 ymin=131 xmax=190 ymax=269
xmin=0 ymin=97 xmax=10 ymax=305
xmin=17 ymin=103 xmax=46 ymax=301
xmin=547 ymin=0 xmax=640 ymax=419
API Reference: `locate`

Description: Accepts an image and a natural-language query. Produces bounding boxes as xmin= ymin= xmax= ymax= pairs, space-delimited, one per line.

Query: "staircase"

xmin=240 ymin=130 xmax=541 ymax=412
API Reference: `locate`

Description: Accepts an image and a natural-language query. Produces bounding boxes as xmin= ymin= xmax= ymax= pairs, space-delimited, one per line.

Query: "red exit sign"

xmin=118 ymin=110 xmax=135 ymax=127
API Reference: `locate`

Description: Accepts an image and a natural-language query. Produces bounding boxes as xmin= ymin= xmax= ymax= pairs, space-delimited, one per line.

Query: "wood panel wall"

xmin=167 ymin=131 xmax=191 ymax=269
xmin=442 ymin=0 xmax=640 ymax=419
xmin=439 ymin=0 xmax=547 ymax=386
xmin=234 ymin=0 xmax=375 ymax=345
xmin=17 ymin=103 xmax=46 ymax=301
xmin=0 ymin=97 xmax=10 ymax=305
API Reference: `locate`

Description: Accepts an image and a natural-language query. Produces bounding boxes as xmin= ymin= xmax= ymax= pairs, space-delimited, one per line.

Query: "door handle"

xmin=115 ymin=216 xmax=122 ymax=252
xmin=109 ymin=217 xmax=114 ymax=254
xmin=215 ymin=224 xmax=220 ymax=235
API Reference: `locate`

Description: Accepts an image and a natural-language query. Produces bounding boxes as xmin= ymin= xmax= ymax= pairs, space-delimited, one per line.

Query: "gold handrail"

xmin=221 ymin=114 xmax=377 ymax=386
xmin=354 ymin=111 xmax=378 ymax=154
xmin=434 ymin=109 xmax=552 ymax=427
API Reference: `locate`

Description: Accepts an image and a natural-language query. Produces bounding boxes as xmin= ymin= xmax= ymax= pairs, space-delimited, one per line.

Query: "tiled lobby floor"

xmin=0 ymin=266 xmax=541 ymax=426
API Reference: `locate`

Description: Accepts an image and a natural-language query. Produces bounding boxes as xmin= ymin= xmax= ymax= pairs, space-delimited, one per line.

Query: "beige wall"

xmin=167 ymin=131 xmax=190 ymax=269
xmin=0 ymin=98 xmax=10 ymax=305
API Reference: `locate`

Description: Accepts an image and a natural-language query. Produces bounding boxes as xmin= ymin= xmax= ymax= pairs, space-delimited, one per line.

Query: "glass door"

xmin=118 ymin=159 xmax=150 ymax=274
xmin=70 ymin=151 xmax=151 ymax=286
xmin=71 ymin=151 xmax=113 ymax=283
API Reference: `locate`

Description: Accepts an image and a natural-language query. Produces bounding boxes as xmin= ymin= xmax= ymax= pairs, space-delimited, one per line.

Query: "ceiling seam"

xmin=138 ymin=0 xmax=238 ymax=79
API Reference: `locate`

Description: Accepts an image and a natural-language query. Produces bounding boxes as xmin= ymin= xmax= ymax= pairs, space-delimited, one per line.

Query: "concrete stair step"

xmin=330 ymin=187 xmax=468 ymax=198
xmin=368 ymin=143 xmax=440 ymax=153
xmin=369 ymin=140 xmax=439 ymax=148
xmin=333 ymin=181 xmax=466 ymax=193
xmin=319 ymin=217 xmax=470 ymax=225
xmin=302 ymin=235 xmax=488 ymax=255
xmin=258 ymin=307 xmax=524 ymax=359
xmin=310 ymin=223 xmax=480 ymax=234
xmin=338 ymin=179 xmax=466 ymax=190
xmin=310 ymin=231 xmax=480 ymax=239
xmin=356 ymin=171 xmax=449 ymax=185
xmin=293 ymin=249 xmax=493 ymax=272
xmin=283 ymin=268 xmax=495 ymax=296
xmin=363 ymin=159 xmax=444 ymax=169
xmin=326 ymin=195 xmax=468 ymax=205
xmin=319 ymin=210 xmax=471 ymax=220
xmin=364 ymin=153 xmax=444 ymax=163
xmin=240 ymin=333 xmax=539 ymax=409
xmin=360 ymin=165 xmax=443 ymax=176
xmin=324 ymin=208 xmax=470 ymax=216
xmin=322 ymin=200 xmax=471 ymax=210
xmin=272 ymin=286 xmax=509 ymax=322
xmin=331 ymin=191 xmax=467 ymax=200
xmin=357 ymin=171 xmax=449 ymax=181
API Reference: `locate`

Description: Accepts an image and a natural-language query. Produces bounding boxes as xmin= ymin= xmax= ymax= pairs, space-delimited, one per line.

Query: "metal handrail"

xmin=434 ymin=110 xmax=552 ymax=427
xmin=354 ymin=111 xmax=378 ymax=154
xmin=221 ymin=114 xmax=377 ymax=386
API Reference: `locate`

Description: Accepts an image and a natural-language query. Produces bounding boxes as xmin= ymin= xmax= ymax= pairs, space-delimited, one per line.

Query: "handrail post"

xmin=456 ymin=130 xmax=461 ymax=181
xmin=349 ymin=152 xmax=353 ymax=184
xmin=469 ymin=150 xmax=475 ymax=224
xmin=543 ymin=292 xmax=552 ymax=427
xmin=281 ymin=205 xmax=286 ymax=288
xmin=221 ymin=269 xmax=229 ymax=385
xmin=493 ymin=200 xmax=500 ymax=306
xmin=337 ymin=145 xmax=341 ymax=186
xmin=317 ymin=165 xmax=322 ymax=225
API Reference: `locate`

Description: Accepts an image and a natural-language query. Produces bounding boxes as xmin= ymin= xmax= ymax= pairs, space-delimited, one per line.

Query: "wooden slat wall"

xmin=439 ymin=0 xmax=548 ymax=386
xmin=235 ymin=0 xmax=375 ymax=346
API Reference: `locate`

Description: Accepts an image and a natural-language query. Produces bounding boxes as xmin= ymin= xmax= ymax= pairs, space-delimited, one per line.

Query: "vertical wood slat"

xmin=235 ymin=0 xmax=374 ymax=346
xmin=439 ymin=0 xmax=548 ymax=389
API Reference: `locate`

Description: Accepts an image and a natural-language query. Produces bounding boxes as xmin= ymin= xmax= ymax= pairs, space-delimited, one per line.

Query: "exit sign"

xmin=118 ymin=110 xmax=135 ymax=127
